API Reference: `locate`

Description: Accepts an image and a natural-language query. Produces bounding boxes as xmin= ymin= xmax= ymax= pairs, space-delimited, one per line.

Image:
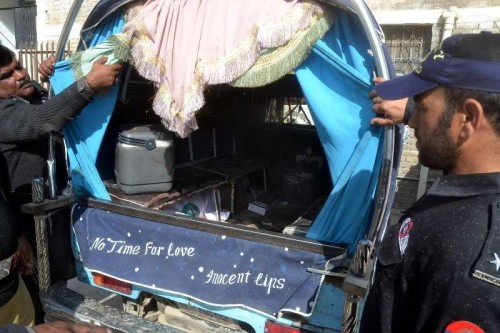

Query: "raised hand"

xmin=38 ymin=55 xmax=56 ymax=82
xmin=370 ymin=77 xmax=408 ymax=126
xmin=84 ymin=57 xmax=123 ymax=92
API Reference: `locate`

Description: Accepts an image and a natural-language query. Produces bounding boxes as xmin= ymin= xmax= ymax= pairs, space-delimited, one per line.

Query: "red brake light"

xmin=92 ymin=273 xmax=132 ymax=295
xmin=265 ymin=321 xmax=309 ymax=333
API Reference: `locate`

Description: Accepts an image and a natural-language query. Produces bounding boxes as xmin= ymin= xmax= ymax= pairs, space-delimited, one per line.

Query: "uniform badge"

xmin=471 ymin=201 xmax=500 ymax=288
xmin=398 ymin=218 xmax=413 ymax=256
xmin=490 ymin=253 xmax=500 ymax=272
xmin=473 ymin=251 xmax=500 ymax=287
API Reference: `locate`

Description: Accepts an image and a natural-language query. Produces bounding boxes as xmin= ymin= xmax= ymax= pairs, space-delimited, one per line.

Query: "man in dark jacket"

xmin=360 ymin=32 xmax=500 ymax=332
xmin=0 ymin=189 xmax=34 ymax=326
xmin=0 ymin=46 xmax=120 ymax=208
xmin=0 ymin=45 xmax=121 ymax=325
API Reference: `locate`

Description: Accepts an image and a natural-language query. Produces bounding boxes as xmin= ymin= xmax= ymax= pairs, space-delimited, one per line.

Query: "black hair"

xmin=442 ymin=32 xmax=500 ymax=134
xmin=0 ymin=45 xmax=15 ymax=68
xmin=444 ymin=88 xmax=500 ymax=135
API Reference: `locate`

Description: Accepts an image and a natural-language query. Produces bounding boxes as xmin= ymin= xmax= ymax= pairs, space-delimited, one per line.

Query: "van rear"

xmin=24 ymin=0 xmax=402 ymax=332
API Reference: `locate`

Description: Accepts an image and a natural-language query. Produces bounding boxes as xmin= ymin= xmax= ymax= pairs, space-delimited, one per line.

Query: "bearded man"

xmin=360 ymin=32 xmax=500 ymax=333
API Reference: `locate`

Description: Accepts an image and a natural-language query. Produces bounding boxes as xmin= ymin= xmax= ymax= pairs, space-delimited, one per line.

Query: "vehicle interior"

xmin=95 ymin=66 xmax=333 ymax=237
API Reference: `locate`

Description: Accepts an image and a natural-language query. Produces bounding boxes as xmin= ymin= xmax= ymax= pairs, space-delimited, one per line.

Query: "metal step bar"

xmin=42 ymin=282 xmax=182 ymax=333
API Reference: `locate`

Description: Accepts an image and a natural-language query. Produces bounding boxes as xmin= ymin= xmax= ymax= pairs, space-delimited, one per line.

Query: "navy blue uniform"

xmin=361 ymin=173 xmax=500 ymax=332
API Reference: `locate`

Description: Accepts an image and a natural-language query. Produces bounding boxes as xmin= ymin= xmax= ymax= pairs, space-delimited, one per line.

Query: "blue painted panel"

xmin=72 ymin=204 xmax=338 ymax=318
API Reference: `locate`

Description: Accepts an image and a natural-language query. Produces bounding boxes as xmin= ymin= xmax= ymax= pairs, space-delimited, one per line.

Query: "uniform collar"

xmin=427 ymin=172 xmax=500 ymax=197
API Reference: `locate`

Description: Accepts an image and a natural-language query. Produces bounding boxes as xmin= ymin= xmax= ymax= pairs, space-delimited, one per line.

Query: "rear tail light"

xmin=92 ymin=272 xmax=132 ymax=295
xmin=265 ymin=321 xmax=310 ymax=333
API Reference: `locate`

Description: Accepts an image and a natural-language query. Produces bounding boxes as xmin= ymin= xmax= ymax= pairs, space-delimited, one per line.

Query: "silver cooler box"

xmin=115 ymin=125 xmax=175 ymax=195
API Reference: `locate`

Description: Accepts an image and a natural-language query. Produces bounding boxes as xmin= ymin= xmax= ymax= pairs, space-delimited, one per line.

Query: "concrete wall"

xmin=37 ymin=0 xmax=100 ymax=46
xmin=367 ymin=0 xmax=500 ymax=11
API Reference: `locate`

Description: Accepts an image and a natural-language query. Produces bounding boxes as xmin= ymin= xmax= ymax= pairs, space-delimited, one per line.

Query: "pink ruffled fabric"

xmin=124 ymin=0 xmax=326 ymax=137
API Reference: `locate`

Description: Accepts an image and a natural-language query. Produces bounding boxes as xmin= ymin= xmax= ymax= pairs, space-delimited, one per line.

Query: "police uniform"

xmin=360 ymin=173 xmax=500 ymax=333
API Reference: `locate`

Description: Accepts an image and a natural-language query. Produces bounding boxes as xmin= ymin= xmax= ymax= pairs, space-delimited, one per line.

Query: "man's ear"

xmin=457 ymin=98 xmax=484 ymax=141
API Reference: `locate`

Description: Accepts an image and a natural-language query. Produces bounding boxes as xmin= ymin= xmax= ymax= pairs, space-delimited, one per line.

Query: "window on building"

xmin=14 ymin=6 xmax=37 ymax=49
xmin=266 ymin=95 xmax=314 ymax=126
xmin=382 ymin=25 xmax=432 ymax=75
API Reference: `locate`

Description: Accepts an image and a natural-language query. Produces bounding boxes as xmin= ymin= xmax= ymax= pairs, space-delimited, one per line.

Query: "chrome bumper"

xmin=42 ymin=282 xmax=182 ymax=333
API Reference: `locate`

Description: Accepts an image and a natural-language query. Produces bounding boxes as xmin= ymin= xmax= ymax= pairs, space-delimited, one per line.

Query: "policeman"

xmin=360 ymin=32 xmax=500 ymax=332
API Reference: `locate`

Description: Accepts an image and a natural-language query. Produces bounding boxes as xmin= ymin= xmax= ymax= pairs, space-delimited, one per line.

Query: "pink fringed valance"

xmin=123 ymin=0 xmax=332 ymax=137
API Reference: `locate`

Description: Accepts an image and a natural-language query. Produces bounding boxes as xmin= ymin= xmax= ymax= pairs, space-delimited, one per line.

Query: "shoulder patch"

xmin=398 ymin=218 xmax=414 ymax=256
xmin=471 ymin=201 xmax=500 ymax=288
xmin=473 ymin=252 xmax=500 ymax=287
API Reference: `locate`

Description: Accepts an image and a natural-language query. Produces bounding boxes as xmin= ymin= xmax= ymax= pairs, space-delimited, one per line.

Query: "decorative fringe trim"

xmin=232 ymin=7 xmax=335 ymax=87
xmin=196 ymin=2 xmax=326 ymax=86
xmin=71 ymin=51 xmax=85 ymax=80
xmin=196 ymin=27 xmax=261 ymax=85
xmin=108 ymin=33 xmax=131 ymax=62
xmin=257 ymin=2 xmax=322 ymax=48
xmin=130 ymin=39 xmax=165 ymax=83
xmin=123 ymin=1 xmax=331 ymax=137
xmin=71 ymin=34 xmax=131 ymax=80
xmin=126 ymin=20 xmax=166 ymax=83
xmin=152 ymin=83 xmax=175 ymax=121
xmin=182 ymin=72 xmax=207 ymax=127
xmin=151 ymin=76 xmax=206 ymax=138
xmin=69 ymin=33 xmax=133 ymax=97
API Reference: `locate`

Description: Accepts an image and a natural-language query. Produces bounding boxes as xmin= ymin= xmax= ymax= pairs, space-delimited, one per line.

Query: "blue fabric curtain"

xmin=49 ymin=11 xmax=125 ymax=200
xmin=296 ymin=11 xmax=384 ymax=253
xmin=50 ymin=7 xmax=383 ymax=253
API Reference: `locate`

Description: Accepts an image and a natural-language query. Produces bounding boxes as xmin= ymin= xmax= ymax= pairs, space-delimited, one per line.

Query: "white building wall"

xmin=36 ymin=0 xmax=101 ymax=46
xmin=373 ymin=6 xmax=500 ymax=33
xmin=0 ymin=9 xmax=16 ymax=50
